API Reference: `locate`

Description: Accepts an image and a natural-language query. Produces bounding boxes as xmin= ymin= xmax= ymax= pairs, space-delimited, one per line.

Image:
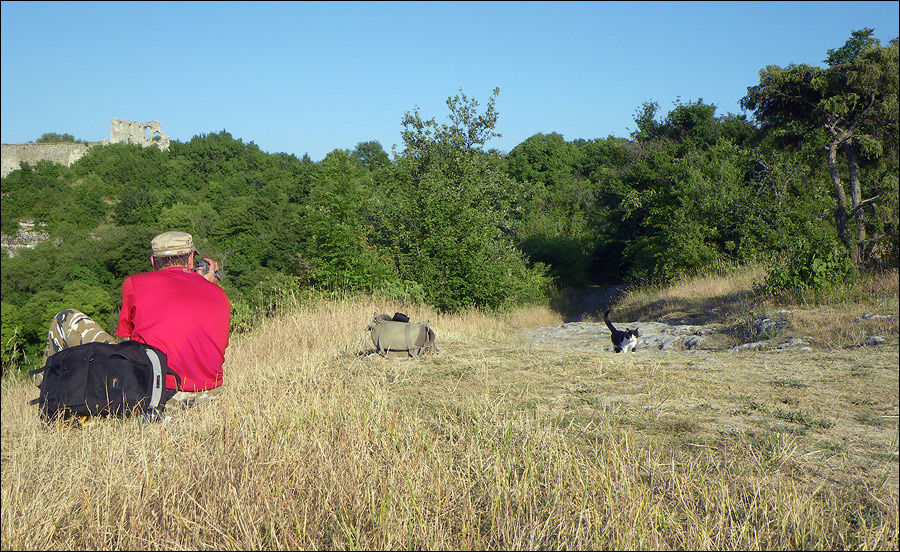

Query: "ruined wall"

xmin=1 ymin=118 xmax=170 ymax=177
xmin=109 ymin=118 xmax=170 ymax=149
xmin=0 ymin=142 xmax=100 ymax=177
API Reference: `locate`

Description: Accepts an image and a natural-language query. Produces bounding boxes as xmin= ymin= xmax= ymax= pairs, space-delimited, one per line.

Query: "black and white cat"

xmin=604 ymin=310 xmax=639 ymax=353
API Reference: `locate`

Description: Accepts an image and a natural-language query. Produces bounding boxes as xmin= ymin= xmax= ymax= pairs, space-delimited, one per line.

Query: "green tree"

xmin=294 ymin=149 xmax=397 ymax=291
xmin=18 ymin=282 xmax=115 ymax=353
xmin=379 ymin=88 xmax=549 ymax=310
xmin=1 ymin=302 xmax=25 ymax=373
xmin=34 ymin=132 xmax=81 ymax=143
xmin=505 ymin=133 xmax=595 ymax=285
xmin=742 ymin=29 xmax=899 ymax=266
xmin=350 ymin=140 xmax=390 ymax=170
xmin=585 ymin=99 xmax=782 ymax=284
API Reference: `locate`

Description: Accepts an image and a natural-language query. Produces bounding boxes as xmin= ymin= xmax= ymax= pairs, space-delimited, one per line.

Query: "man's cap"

xmin=151 ymin=231 xmax=197 ymax=257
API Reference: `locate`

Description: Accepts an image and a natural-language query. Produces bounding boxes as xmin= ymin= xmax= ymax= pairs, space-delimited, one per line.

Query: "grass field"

xmin=2 ymin=269 xmax=897 ymax=550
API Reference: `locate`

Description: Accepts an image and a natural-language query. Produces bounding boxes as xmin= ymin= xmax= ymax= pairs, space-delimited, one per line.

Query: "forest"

xmin=2 ymin=29 xmax=897 ymax=372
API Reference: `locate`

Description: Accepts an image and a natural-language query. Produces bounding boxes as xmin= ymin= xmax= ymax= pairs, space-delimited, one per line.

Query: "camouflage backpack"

xmin=367 ymin=313 xmax=437 ymax=358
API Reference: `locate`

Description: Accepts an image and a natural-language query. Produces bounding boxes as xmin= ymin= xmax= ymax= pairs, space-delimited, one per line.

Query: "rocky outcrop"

xmin=521 ymin=319 xmax=725 ymax=353
xmin=0 ymin=220 xmax=50 ymax=257
xmin=521 ymin=312 xmax=892 ymax=353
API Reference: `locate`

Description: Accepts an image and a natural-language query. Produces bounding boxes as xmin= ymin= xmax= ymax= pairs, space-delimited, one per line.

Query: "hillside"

xmin=2 ymin=270 xmax=897 ymax=549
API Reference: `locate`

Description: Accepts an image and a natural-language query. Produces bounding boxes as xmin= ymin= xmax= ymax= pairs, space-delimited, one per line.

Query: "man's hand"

xmin=197 ymin=257 xmax=221 ymax=284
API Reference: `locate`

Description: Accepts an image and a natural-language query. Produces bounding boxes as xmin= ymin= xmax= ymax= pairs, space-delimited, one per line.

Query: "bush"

xmin=1 ymin=302 xmax=26 ymax=374
xmin=766 ymin=242 xmax=857 ymax=298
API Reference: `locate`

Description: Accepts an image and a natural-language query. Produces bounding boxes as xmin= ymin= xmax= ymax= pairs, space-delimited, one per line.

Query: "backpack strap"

xmin=168 ymin=367 xmax=183 ymax=389
xmin=29 ymin=362 xmax=53 ymax=405
xmin=404 ymin=324 xmax=414 ymax=357
xmin=29 ymin=365 xmax=48 ymax=376
xmin=143 ymin=347 xmax=182 ymax=409
xmin=145 ymin=348 xmax=164 ymax=410
xmin=376 ymin=325 xmax=388 ymax=356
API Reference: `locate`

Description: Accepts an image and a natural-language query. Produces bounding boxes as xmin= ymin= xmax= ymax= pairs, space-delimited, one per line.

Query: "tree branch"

xmin=849 ymin=195 xmax=880 ymax=216
xmin=860 ymin=232 xmax=885 ymax=244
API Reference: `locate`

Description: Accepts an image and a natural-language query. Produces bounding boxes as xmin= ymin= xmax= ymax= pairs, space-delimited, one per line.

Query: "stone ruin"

xmin=108 ymin=118 xmax=170 ymax=149
xmin=1 ymin=118 xmax=170 ymax=177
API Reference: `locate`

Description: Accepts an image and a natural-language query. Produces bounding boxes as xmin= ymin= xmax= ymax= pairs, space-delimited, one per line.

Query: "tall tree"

xmin=379 ymin=88 xmax=548 ymax=310
xmin=350 ymin=140 xmax=390 ymax=170
xmin=742 ymin=29 xmax=899 ymax=266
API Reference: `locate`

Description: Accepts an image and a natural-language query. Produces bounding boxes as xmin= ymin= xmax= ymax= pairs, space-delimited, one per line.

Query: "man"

xmin=45 ymin=231 xmax=231 ymax=407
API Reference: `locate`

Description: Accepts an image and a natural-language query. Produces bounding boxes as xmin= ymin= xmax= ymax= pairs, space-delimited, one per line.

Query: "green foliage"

xmin=229 ymin=271 xmax=315 ymax=333
xmin=766 ymin=242 xmax=857 ymax=297
xmin=599 ymin=101 xmax=767 ymax=283
xmin=293 ymin=149 xmax=398 ymax=292
xmin=372 ymin=279 xmax=427 ymax=305
xmin=157 ymin=201 xmax=218 ymax=236
xmin=0 ymin=217 xmax=18 ymax=236
xmin=34 ymin=132 xmax=83 ymax=144
xmin=742 ymin=29 xmax=899 ymax=266
xmin=351 ymin=140 xmax=390 ymax=170
xmin=1 ymin=302 xmax=26 ymax=373
xmin=72 ymin=143 xmax=167 ymax=199
xmin=1 ymin=35 xmax=897 ymax=360
xmin=0 ymin=161 xmax=72 ymax=233
xmin=505 ymin=133 xmax=596 ymax=286
xmin=380 ymin=88 xmax=551 ymax=311
xmin=18 ymin=282 xmax=115 ymax=346
xmin=825 ymin=28 xmax=880 ymax=66
xmin=517 ymin=209 xmax=594 ymax=286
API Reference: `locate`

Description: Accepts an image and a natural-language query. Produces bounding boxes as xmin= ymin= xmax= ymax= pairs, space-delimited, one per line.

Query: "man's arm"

xmin=116 ymin=277 xmax=135 ymax=337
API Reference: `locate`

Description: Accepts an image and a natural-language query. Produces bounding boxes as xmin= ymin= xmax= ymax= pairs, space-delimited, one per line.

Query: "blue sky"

xmin=2 ymin=1 xmax=898 ymax=161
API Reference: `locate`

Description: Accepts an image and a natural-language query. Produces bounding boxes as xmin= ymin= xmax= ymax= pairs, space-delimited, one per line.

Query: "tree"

xmin=380 ymin=88 xmax=549 ymax=310
xmin=34 ymin=132 xmax=80 ymax=143
xmin=505 ymin=133 xmax=594 ymax=285
xmin=350 ymin=140 xmax=390 ymax=170
xmin=742 ymin=29 xmax=899 ymax=266
xmin=586 ymin=99 xmax=773 ymax=284
xmin=294 ymin=149 xmax=397 ymax=292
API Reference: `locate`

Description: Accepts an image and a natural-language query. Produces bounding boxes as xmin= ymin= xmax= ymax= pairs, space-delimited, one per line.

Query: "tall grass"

xmin=613 ymin=265 xmax=898 ymax=348
xmin=2 ymin=294 xmax=897 ymax=549
xmin=613 ymin=264 xmax=769 ymax=322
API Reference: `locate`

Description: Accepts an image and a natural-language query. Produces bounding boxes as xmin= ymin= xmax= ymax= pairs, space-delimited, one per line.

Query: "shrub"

xmin=1 ymin=302 xmax=26 ymax=374
xmin=766 ymin=242 xmax=857 ymax=298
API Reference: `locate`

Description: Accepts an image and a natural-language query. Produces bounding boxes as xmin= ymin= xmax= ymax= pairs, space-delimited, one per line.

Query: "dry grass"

xmin=2 ymin=290 xmax=898 ymax=550
xmin=783 ymin=270 xmax=900 ymax=349
xmin=613 ymin=265 xmax=769 ymax=325
xmin=614 ymin=266 xmax=899 ymax=349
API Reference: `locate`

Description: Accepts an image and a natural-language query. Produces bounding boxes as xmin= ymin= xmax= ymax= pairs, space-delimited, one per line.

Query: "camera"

xmin=194 ymin=258 xmax=222 ymax=280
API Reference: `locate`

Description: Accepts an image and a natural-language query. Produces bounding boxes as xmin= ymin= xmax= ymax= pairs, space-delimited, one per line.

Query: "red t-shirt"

xmin=116 ymin=267 xmax=231 ymax=392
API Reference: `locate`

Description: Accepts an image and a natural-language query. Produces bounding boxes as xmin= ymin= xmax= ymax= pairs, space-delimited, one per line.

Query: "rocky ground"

xmin=522 ymin=285 xmax=894 ymax=354
xmin=0 ymin=220 xmax=50 ymax=258
xmin=522 ymin=318 xmax=728 ymax=353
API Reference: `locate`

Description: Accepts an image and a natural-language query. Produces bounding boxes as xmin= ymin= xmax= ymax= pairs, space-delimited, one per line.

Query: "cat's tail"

xmin=604 ymin=310 xmax=617 ymax=333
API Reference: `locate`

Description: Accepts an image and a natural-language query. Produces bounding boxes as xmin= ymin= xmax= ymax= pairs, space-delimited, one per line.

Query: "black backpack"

xmin=30 ymin=341 xmax=181 ymax=421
